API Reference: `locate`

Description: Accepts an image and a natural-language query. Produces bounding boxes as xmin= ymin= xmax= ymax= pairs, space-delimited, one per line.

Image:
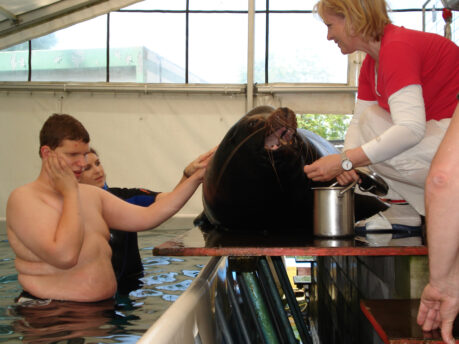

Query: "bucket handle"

xmin=338 ymin=179 xmax=358 ymax=197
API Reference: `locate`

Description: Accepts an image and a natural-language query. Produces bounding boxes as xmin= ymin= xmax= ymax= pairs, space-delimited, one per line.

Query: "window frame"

xmin=0 ymin=1 xmax=449 ymax=105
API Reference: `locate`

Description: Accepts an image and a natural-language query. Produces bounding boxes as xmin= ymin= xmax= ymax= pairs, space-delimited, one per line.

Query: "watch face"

xmin=342 ymin=159 xmax=352 ymax=170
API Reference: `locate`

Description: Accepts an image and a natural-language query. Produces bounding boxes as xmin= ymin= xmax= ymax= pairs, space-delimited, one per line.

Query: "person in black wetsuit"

xmin=79 ymin=147 xmax=215 ymax=294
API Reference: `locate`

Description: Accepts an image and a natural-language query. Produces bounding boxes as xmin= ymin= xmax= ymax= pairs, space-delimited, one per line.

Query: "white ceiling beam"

xmin=0 ymin=0 xmax=142 ymax=50
xmin=0 ymin=6 xmax=18 ymax=23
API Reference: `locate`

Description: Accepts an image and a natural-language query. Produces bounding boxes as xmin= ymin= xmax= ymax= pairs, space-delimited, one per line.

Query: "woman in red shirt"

xmin=304 ymin=0 xmax=458 ymax=222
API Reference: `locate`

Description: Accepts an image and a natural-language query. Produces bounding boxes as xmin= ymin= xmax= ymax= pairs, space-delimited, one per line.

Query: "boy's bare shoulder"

xmin=7 ymin=182 xmax=36 ymax=203
xmin=6 ymin=182 xmax=43 ymax=231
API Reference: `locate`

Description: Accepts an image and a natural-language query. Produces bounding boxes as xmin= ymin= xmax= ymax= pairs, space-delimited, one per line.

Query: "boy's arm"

xmin=101 ymin=168 xmax=204 ymax=231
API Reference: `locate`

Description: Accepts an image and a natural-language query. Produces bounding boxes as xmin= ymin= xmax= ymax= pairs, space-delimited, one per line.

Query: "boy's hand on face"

xmin=44 ymin=152 xmax=79 ymax=196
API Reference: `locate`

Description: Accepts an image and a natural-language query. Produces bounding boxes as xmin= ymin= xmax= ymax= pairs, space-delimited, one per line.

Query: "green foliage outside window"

xmin=296 ymin=114 xmax=352 ymax=141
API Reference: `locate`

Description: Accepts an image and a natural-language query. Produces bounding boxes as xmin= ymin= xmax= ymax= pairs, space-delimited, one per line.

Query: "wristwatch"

xmin=341 ymin=151 xmax=353 ymax=171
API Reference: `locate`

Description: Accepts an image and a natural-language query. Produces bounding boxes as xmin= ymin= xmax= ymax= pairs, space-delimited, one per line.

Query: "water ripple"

xmin=155 ymin=280 xmax=192 ymax=292
xmin=182 ymin=270 xmax=200 ymax=278
xmin=128 ymin=288 xmax=163 ymax=298
xmin=161 ymin=294 xmax=180 ymax=302
xmin=143 ymin=257 xmax=184 ymax=266
xmin=0 ymin=275 xmax=18 ymax=284
xmin=141 ymin=272 xmax=177 ymax=285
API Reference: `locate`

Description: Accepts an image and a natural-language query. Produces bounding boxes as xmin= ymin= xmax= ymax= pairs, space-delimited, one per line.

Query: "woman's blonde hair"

xmin=314 ymin=0 xmax=391 ymax=42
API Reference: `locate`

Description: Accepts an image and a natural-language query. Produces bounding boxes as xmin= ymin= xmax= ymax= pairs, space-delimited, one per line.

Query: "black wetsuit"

xmin=105 ymin=186 xmax=159 ymax=294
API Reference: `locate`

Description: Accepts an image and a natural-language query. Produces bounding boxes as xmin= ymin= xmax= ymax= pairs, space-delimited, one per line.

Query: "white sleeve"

xmin=361 ymin=84 xmax=426 ymax=164
xmin=343 ymin=99 xmax=377 ymax=151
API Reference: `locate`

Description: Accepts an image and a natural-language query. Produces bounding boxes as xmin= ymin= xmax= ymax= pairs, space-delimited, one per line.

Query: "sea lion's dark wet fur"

xmin=196 ymin=106 xmax=387 ymax=234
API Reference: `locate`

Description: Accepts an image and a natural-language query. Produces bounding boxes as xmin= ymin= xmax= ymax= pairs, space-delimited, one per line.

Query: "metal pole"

xmin=422 ymin=0 xmax=432 ymax=32
xmin=215 ymin=294 xmax=235 ymax=344
xmin=247 ymin=0 xmax=255 ymax=111
xmin=271 ymin=256 xmax=313 ymax=344
xmin=241 ymin=271 xmax=280 ymax=344
xmin=258 ymin=257 xmax=298 ymax=344
xmin=227 ymin=270 xmax=252 ymax=343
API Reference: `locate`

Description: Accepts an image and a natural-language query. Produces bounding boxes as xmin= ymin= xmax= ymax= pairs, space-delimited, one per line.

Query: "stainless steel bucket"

xmin=312 ymin=180 xmax=357 ymax=237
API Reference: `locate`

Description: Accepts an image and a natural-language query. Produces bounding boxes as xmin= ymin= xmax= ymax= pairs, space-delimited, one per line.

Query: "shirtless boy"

xmin=6 ymin=114 xmax=209 ymax=302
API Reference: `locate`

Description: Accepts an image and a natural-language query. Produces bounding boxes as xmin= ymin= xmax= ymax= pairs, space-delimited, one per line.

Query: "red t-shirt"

xmin=358 ymin=24 xmax=459 ymax=121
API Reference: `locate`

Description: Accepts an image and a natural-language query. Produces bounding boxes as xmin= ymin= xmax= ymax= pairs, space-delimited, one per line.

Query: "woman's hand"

xmin=183 ymin=146 xmax=218 ymax=178
xmin=303 ymin=153 xmax=343 ymax=182
xmin=304 ymin=147 xmax=370 ymax=183
xmin=336 ymin=170 xmax=360 ymax=185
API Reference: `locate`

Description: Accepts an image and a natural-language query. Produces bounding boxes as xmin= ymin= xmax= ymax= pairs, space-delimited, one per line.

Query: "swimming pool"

xmin=0 ymin=222 xmax=209 ymax=343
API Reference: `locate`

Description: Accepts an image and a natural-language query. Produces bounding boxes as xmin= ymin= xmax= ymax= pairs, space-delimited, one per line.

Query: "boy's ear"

xmin=40 ymin=146 xmax=51 ymax=158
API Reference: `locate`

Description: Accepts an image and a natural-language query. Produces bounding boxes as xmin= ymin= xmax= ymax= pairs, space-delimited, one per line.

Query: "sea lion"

xmin=197 ymin=105 xmax=387 ymax=233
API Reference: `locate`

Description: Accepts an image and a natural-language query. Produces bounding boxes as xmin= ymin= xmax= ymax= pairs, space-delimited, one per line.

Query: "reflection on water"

xmin=9 ymin=298 xmax=123 ymax=343
xmin=0 ymin=227 xmax=209 ymax=343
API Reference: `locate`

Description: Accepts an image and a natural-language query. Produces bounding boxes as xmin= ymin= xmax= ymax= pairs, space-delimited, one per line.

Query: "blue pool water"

xmin=0 ymin=224 xmax=209 ymax=343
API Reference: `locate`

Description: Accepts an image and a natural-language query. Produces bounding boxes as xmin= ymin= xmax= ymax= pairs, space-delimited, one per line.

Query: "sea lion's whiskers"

xmin=266 ymin=149 xmax=283 ymax=189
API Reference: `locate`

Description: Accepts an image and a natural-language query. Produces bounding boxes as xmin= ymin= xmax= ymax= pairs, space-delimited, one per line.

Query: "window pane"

xmin=387 ymin=0 xmax=435 ymax=10
xmin=264 ymin=13 xmax=347 ymax=83
xmin=189 ymin=13 xmax=247 ymax=83
xmin=0 ymin=42 xmax=28 ymax=81
xmin=123 ymin=0 xmax=186 ymax=10
xmin=110 ymin=12 xmax=186 ymax=83
xmin=389 ymin=11 xmax=423 ymax=31
xmin=255 ymin=0 xmax=266 ymax=11
xmin=423 ymin=9 xmax=448 ymax=34
xmin=254 ymin=13 xmax=267 ymax=82
xmin=189 ymin=0 xmax=247 ymax=11
xmin=31 ymin=16 xmax=107 ymax=82
xmin=269 ymin=0 xmax=315 ymax=11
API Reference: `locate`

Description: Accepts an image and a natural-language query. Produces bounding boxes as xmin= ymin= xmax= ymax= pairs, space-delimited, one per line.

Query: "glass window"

xmin=31 ymin=16 xmax=107 ymax=82
xmin=389 ymin=11 xmax=423 ymax=31
xmin=387 ymin=0 xmax=432 ymax=10
xmin=0 ymin=42 xmax=28 ymax=81
xmin=189 ymin=13 xmax=247 ymax=83
xmin=123 ymin=0 xmax=186 ymax=11
xmin=7 ymin=1 xmax=449 ymax=85
xmin=260 ymin=13 xmax=347 ymax=83
xmin=189 ymin=0 xmax=247 ymax=11
xmin=268 ymin=0 xmax=315 ymax=11
xmin=423 ymin=8 xmax=447 ymax=33
xmin=255 ymin=0 xmax=266 ymax=11
xmin=254 ymin=13 xmax=267 ymax=83
xmin=110 ymin=12 xmax=186 ymax=83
